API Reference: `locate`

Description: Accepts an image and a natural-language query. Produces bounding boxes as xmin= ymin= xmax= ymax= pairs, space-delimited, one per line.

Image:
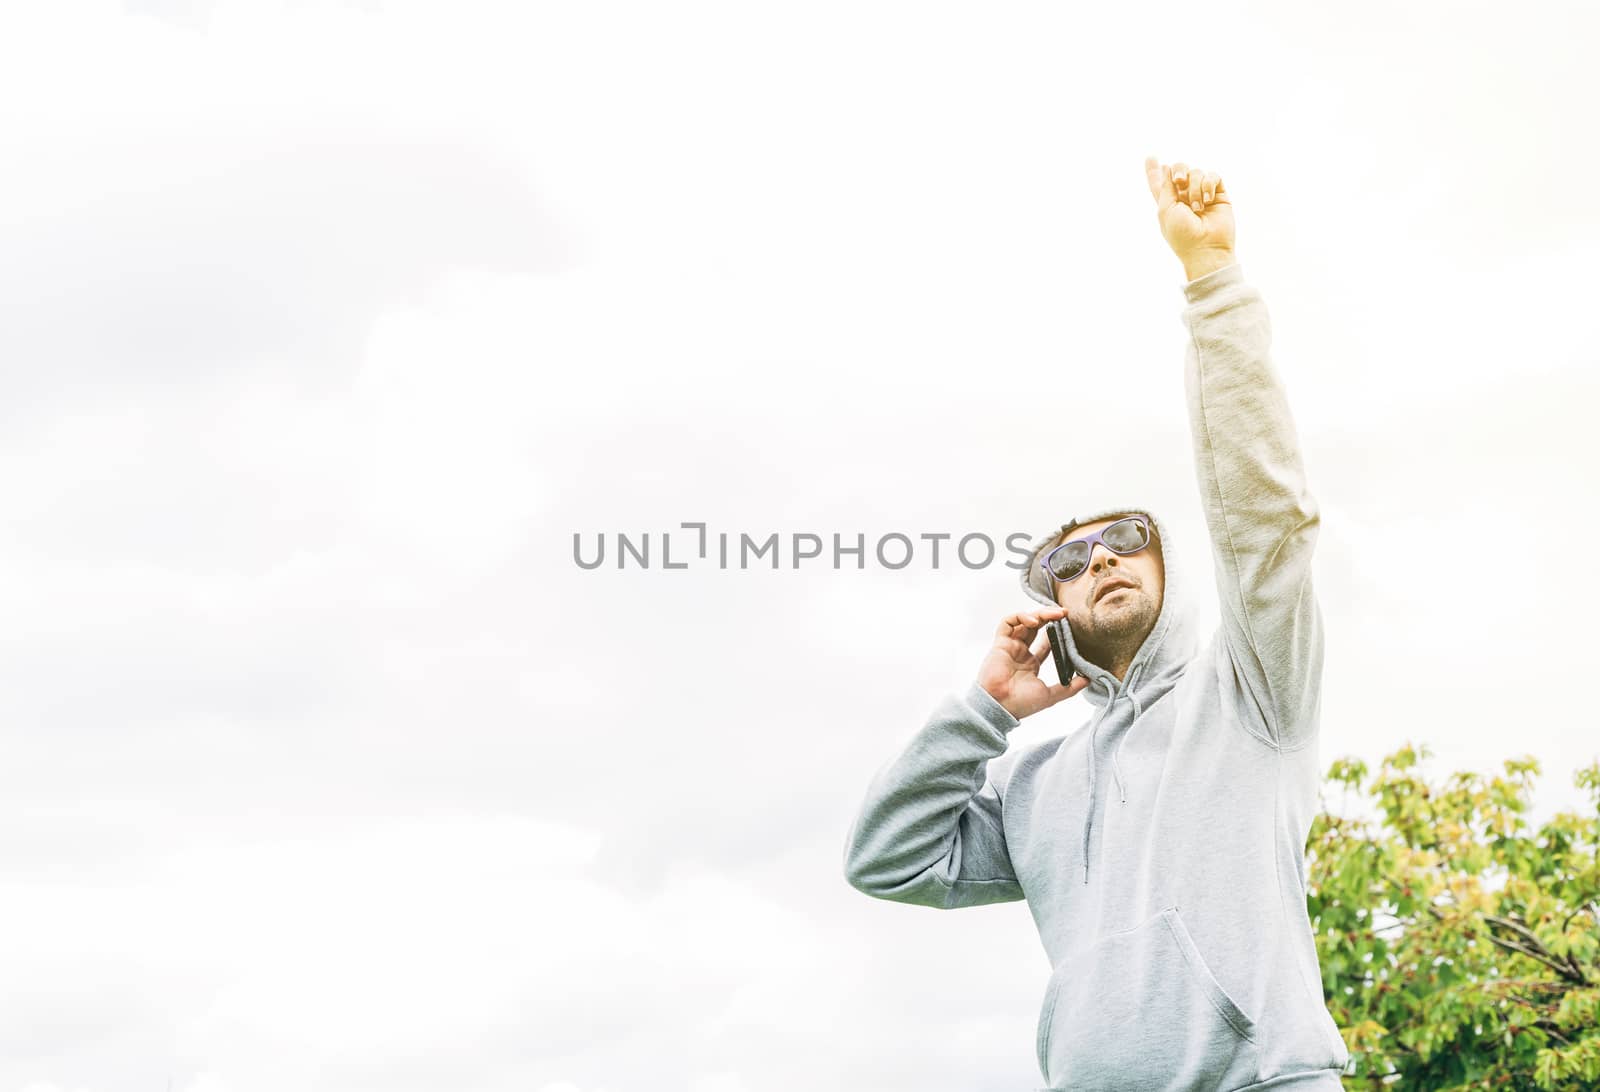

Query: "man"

xmin=842 ymin=157 xmax=1349 ymax=1091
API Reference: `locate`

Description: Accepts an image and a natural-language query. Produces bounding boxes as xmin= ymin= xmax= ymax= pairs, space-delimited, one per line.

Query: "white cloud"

xmin=0 ymin=1 xmax=1595 ymax=1090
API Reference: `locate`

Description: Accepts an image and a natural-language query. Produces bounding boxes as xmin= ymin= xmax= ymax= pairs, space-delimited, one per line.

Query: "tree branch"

xmin=1484 ymin=914 xmax=1545 ymax=950
xmin=1559 ymin=900 xmax=1599 ymax=934
xmin=1492 ymin=912 xmax=1592 ymax=985
xmin=1479 ymin=930 xmax=1589 ymax=986
xmin=1530 ymin=1018 xmax=1574 ymax=1047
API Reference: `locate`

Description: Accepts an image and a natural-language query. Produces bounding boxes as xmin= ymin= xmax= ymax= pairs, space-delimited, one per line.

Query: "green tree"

xmin=1308 ymin=747 xmax=1600 ymax=1090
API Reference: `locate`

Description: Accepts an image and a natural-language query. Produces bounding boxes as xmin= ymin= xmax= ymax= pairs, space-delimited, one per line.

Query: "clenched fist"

xmin=1144 ymin=155 xmax=1237 ymax=282
xmin=976 ymin=606 xmax=1092 ymax=721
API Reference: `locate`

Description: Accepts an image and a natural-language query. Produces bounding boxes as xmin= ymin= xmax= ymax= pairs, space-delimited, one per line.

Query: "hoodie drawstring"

xmin=1083 ymin=662 xmax=1148 ymax=884
xmin=1082 ymin=675 xmax=1117 ymax=884
xmin=1110 ymin=660 xmax=1147 ymax=805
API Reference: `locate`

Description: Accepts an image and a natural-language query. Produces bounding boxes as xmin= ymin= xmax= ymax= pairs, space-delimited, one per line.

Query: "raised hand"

xmin=975 ymin=606 xmax=1092 ymax=720
xmin=1144 ymin=155 xmax=1237 ymax=281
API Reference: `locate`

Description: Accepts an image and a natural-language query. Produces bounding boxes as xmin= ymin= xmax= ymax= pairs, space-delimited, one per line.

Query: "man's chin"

xmin=1095 ymin=607 xmax=1153 ymax=641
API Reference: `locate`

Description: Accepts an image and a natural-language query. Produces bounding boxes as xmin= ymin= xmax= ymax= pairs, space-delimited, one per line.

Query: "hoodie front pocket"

xmin=1035 ymin=906 xmax=1258 ymax=1092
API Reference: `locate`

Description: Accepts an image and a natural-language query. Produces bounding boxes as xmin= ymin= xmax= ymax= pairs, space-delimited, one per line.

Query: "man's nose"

xmin=1089 ymin=544 xmax=1120 ymax=572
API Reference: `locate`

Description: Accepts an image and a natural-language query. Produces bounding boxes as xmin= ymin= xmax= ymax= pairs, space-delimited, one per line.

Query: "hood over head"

xmin=1018 ymin=504 xmax=1200 ymax=707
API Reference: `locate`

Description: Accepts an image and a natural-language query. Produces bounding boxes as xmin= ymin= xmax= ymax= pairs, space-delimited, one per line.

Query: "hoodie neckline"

xmin=1016 ymin=505 xmax=1201 ymax=883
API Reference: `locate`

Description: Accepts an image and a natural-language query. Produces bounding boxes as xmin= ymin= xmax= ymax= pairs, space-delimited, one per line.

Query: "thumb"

xmin=1143 ymin=155 xmax=1175 ymax=210
xmin=1039 ymin=684 xmax=1074 ymax=709
xmin=1044 ymin=674 xmax=1092 ymax=707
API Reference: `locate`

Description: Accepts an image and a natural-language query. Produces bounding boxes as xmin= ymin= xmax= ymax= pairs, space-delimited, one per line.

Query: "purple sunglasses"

xmin=1040 ymin=515 xmax=1153 ymax=586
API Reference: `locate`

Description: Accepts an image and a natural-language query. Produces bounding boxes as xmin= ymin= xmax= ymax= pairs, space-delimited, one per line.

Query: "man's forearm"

xmin=1183 ymin=246 xmax=1238 ymax=283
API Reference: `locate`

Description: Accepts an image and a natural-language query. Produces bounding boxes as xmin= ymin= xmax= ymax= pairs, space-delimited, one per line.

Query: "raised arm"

xmin=1145 ymin=156 xmax=1324 ymax=751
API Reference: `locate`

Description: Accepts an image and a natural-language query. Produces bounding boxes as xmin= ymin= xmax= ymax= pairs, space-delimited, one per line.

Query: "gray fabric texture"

xmin=843 ymin=263 xmax=1350 ymax=1091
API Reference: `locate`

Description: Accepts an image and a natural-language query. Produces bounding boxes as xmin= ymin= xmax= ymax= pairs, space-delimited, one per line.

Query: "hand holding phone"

xmin=1045 ymin=618 xmax=1077 ymax=688
xmin=975 ymin=607 xmax=1091 ymax=721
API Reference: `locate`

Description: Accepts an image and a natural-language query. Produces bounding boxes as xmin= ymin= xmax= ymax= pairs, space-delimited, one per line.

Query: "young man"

xmin=843 ymin=158 xmax=1349 ymax=1091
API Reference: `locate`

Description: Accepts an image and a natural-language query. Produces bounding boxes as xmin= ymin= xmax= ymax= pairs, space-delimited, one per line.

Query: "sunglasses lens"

xmin=1048 ymin=519 xmax=1151 ymax=582
xmin=1049 ymin=541 xmax=1089 ymax=581
xmin=1104 ymin=518 xmax=1150 ymax=552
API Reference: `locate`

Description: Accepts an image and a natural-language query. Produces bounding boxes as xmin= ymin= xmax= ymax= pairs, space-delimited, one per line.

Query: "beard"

xmin=1070 ymin=587 xmax=1159 ymax=670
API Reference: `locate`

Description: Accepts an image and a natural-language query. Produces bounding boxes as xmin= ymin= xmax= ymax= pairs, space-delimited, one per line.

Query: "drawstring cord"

xmin=1081 ymin=676 xmax=1115 ymax=884
xmin=1110 ymin=660 xmax=1147 ymax=804
xmin=1083 ymin=661 xmax=1148 ymax=883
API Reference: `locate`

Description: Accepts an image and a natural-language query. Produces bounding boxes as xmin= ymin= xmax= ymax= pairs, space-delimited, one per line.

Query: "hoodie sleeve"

xmin=842 ymin=680 xmax=1026 ymax=909
xmin=1181 ymin=262 xmax=1324 ymax=752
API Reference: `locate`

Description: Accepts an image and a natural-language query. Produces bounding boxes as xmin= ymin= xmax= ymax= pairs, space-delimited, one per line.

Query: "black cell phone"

xmin=1045 ymin=619 xmax=1076 ymax=686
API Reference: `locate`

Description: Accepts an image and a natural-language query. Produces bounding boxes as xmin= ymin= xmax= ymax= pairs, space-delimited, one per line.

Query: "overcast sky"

xmin=2 ymin=2 xmax=1597 ymax=1091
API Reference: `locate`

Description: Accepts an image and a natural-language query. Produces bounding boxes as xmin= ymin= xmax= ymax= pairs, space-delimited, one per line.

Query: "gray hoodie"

xmin=843 ymin=263 xmax=1350 ymax=1091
